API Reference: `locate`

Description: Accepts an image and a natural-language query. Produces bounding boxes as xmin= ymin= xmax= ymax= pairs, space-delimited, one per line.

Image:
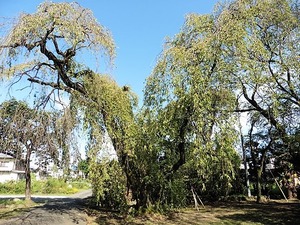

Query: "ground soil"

xmin=0 ymin=195 xmax=299 ymax=225
xmin=87 ymin=199 xmax=300 ymax=225
xmin=0 ymin=190 xmax=92 ymax=225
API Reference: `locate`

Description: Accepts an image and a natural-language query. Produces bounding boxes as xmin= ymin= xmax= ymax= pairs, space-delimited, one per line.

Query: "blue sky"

xmin=0 ymin=0 xmax=219 ymax=104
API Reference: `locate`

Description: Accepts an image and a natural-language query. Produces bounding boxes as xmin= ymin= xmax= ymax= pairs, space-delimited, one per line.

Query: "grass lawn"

xmin=86 ymin=199 xmax=300 ymax=225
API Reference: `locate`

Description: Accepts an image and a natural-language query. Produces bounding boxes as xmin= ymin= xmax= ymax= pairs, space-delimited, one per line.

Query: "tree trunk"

xmin=287 ymin=186 xmax=293 ymax=199
xmin=25 ymin=148 xmax=32 ymax=201
xmin=239 ymin=118 xmax=251 ymax=197
xmin=256 ymin=146 xmax=268 ymax=203
xmin=256 ymin=168 xmax=262 ymax=203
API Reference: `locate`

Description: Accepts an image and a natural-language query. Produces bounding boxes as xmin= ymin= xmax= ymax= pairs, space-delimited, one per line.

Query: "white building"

xmin=0 ymin=153 xmax=25 ymax=183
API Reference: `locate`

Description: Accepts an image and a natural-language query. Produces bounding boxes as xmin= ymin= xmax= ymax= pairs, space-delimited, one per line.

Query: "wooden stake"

xmin=269 ymin=169 xmax=288 ymax=202
xmin=191 ymin=188 xmax=199 ymax=211
xmin=191 ymin=187 xmax=205 ymax=210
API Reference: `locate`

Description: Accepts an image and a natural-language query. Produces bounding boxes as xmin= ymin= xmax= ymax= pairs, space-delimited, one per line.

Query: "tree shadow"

xmin=94 ymin=212 xmax=130 ymax=225
xmin=0 ymin=207 xmax=32 ymax=220
xmin=88 ymin=201 xmax=300 ymax=225
xmin=216 ymin=201 xmax=300 ymax=225
xmin=0 ymin=197 xmax=89 ymax=225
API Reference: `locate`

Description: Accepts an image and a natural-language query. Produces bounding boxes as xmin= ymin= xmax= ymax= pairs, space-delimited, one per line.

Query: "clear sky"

xmin=0 ymin=0 xmax=219 ymax=104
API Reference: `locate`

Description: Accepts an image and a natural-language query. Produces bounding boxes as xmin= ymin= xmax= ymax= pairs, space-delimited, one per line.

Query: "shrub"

xmin=43 ymin=178 xmax=63 ymax=194
xmin=70 ymin=180 xmax=90 ymax=190
xmin=0 ymin=180 xmax=25 ymax=194
xmin=89 ymin=159 xmax=127 ymax=211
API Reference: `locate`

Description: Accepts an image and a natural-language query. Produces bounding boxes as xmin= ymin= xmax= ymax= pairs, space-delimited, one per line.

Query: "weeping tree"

xmin=74 ymin=74 xmax=137 ymax=206
xmin=127 ymin=102 xmax=240 ymax=209
xmin=131 ymin=6 xmax=242 ymax=208
xmin=132 ymin=0 xmax=300 ymax=207
xmin=0 ymin=99 xmax=59 ymax=200
xmin=2 ymin=0 xmax=298 ymax=210
xmin=139 ymin=0 xmax=299 ymax=205
xmin=0 ymin=2 xmax=136 ymax=203
xmin=215 ymin=0 xmax=300 ymax=201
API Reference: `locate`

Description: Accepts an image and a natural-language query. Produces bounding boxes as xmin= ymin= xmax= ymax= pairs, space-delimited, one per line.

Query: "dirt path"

xmin=0 ymin=190 xmax=93 ymax=225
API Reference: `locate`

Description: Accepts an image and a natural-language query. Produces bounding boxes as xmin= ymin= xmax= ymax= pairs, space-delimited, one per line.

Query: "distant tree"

xmin=78 ymin=159 xmax=89 ymax=178
xmin=0 ymin=99 xmax=58 ymax=200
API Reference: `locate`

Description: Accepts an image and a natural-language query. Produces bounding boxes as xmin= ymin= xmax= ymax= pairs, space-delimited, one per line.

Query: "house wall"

xmin=0 ymin=171 xmax=19 ymax=183
xmin=0 ymin=159 xmax=15 ymax=171
xmin=0 ymin=158 xmax=24 ymax=183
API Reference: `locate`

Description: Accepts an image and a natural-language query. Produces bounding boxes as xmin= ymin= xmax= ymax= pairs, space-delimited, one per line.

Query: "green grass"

xmin=0 ymin=178 xmax=90 ymax=195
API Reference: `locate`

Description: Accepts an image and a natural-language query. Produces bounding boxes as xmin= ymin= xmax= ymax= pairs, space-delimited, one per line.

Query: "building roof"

xmin=0 ymin=153 xmax=14 ymax=159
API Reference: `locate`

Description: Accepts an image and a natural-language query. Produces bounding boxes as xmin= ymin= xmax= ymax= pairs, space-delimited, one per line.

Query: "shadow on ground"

xmin=89 ymin=200 xmax=300 ymax=225
xmin=0 ymin=197 xmax=90 ymax=225
xmin=216 ymin=201 xmax=300 ymax=225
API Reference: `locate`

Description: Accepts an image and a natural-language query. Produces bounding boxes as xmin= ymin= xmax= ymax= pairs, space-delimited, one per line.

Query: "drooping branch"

xmin=268 ymin=61 xmax=300 ymax=107
xmin=27 ymin=77 xmax=73 ymax=93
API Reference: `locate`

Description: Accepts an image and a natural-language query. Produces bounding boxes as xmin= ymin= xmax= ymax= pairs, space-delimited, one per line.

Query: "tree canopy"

xmin=143 ymin=0 xmax=299 ymax=204
xmin=0 ymin=2 xmax=115 ymax=103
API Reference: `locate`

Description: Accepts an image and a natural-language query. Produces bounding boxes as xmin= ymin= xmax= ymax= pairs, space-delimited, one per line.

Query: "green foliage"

xmin=268 ymin=184 xmax=283 ymax=199
xmin=77 ymin=75 xmax=137 ymax=154
xmin=0 ymin=180 xmax=26 ymax=194
xmin=43 ymin=178 xmax=75 ymax=194
xmin=78 ymin=159 xmax=89 ymax=177
xmin=100 ymin=160 xmax=127 ymax=211
xmin=70 ymin=180 xmax=91 ymax=190
xmin=89 ymin=159 xmax=127 ymax=211
xmin=163 ymin=178 xmax=189 ymax=209
xmin=137 ymin=0 xmax=299 ymax=208
xmin=0 ymin=178 xmax=86 ymax=195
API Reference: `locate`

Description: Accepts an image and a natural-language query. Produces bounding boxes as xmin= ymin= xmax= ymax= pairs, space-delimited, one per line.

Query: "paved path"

xmin=0 ymin=189 xmax=93 ymax=225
